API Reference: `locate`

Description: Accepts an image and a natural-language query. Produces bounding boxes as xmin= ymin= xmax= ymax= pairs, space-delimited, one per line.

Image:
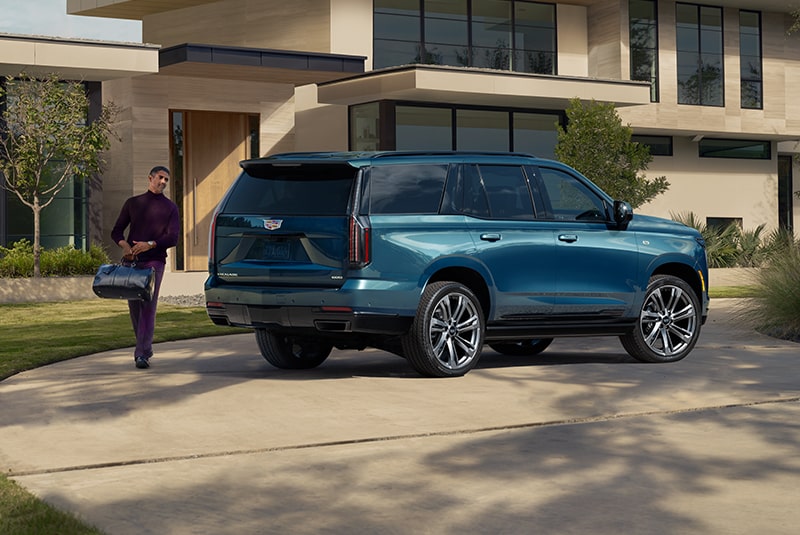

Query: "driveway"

xmin=1 ymin=298 xmax=798 ymax=534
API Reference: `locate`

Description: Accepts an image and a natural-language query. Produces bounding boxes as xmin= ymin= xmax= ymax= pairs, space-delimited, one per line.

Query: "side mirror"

xmin=613 ymin=200 xmax=633 ymax=228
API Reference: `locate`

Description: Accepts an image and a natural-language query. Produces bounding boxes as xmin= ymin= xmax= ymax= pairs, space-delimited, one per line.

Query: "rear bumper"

xmin=204 ymin=277 xmax=421 ymax=336
xmin=206 ymin=302 xmax=412 ymax=335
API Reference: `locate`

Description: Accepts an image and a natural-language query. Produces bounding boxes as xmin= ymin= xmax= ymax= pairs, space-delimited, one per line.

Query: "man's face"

xmin=148 ymin=171 xmax=170 ymax=194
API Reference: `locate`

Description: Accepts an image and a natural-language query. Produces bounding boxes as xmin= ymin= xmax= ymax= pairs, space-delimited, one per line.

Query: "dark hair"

xmin=149 ymin=165 xmax=170 ymax=176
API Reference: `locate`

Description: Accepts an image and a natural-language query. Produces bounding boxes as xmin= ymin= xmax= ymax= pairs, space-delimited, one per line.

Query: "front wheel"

xmin=620 ymin=275 xmax=701 ymax=363
xmin=402 ymin=281 xmax=485 ymax=377
xmin=255 ymin=329 xmax=332 ymax=369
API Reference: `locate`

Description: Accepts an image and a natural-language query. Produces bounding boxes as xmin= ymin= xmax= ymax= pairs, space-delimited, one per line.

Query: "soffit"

xmin=317 ymin=65 xmax=651 ymax=110
xmin=158 ymin=44 xmax=365 ymax=85
xmin=0 ymin=34 xmax=159 ymax=81
xmin=67 ymin=0 xmax=219 ymax=20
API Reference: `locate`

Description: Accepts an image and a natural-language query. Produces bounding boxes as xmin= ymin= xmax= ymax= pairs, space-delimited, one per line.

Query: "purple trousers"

xmin=127 ymin=260 xmax=165 ymax=360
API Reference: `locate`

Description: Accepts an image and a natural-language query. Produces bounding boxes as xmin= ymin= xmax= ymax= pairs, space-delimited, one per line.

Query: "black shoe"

xmin=135 ymin=357 xmax=150 ymax=369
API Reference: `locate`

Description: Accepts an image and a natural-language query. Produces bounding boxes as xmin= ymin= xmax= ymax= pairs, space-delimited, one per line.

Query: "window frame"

xmin=739 ymin=10 xmax=763 ymax=110
xmin=373 ymin=0 xmax=557 ymax=75
xmin=676 ymin=2 xmax=724 ymax=107
xmin=629 ymin=0 xmax=660 ymax=102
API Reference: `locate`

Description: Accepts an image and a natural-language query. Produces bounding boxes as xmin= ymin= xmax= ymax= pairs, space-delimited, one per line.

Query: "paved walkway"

xmin=1 ymin=299 xmax=798 ymax=534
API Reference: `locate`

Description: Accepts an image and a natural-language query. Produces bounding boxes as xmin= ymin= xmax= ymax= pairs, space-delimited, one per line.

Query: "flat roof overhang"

xmin=159 ymin=43 xmax=365 ymax=85
xmin=317 ymin=64 xmax=651 ymax=110
xmin=67 ymin=0 xmax=219 ymax=20
xmin=0 ymin=33 xmax=158 ymax=81
xmin=67 ymin=0 xmax=797 ymax=20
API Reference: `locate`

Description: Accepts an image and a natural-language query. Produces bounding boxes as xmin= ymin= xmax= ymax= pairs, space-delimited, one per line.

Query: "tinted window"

xmin=538 ymin=167 xmax=607 ymax=221
xmin=225 ymin=164 xmax=356 ymax=215
xmin=478 ymin=165 xmax=534 ymax=220
xmin=369 ymin=164 xmax=448 ymax=214
xmin=698 ymin=139 xmax=770 ymax=159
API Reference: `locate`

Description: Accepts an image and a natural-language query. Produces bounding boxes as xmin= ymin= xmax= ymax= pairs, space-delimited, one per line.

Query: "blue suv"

xmin=205 ymin=151 xmax=709 ymax=377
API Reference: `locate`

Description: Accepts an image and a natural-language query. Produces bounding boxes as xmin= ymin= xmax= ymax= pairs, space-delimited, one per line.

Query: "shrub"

xmin=750 ymin=244 xmax=800 ymax=341
xmin=0 ymin=240 xmax=110 ymax=278
xmin=0 ymin=239 xmax=34 ymax=277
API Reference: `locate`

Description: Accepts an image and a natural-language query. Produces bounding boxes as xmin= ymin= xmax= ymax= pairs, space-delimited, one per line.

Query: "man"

xmin=111 ymin=166 xmax=180 ymax=369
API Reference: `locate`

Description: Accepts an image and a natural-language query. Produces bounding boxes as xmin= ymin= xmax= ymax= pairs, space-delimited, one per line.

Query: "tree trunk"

xmin=33 ymin=197 xmax=41 ymax=278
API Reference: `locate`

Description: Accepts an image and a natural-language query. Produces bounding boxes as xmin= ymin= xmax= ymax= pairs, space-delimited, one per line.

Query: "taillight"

xmin=208 ymin=204 xmax=221 ymax=269
xmin=349 ymin=215 xmax=371 ymax=268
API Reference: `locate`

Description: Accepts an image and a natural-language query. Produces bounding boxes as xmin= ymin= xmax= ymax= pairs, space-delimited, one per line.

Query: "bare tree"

xmin=0 ymin=73 xmax=118 ymax=277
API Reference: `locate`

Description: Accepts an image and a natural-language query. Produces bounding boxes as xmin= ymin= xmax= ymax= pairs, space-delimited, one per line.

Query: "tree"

xmin=0 ymin=73 xmax=118 ymax=277
xmin=554 ymin=97 xmax=669 ymax=208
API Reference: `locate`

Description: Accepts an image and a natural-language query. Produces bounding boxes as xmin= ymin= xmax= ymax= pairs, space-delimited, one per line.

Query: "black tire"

xmin=402 ymin=281 xmax=485 ymax=377
xmin=255 ymin=329 xmax=332 ymax=369
xmin=620 ymin=274 xmax=701 ymax=363
xmin=489 ymin=338 xmax=553 ymax=356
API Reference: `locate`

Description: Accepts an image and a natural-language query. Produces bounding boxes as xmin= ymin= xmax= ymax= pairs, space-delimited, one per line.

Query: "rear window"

xmin=224 ymin=164 xmax=357 ymax=215
xmin=368 ymin=164 xmax=448 ymax=214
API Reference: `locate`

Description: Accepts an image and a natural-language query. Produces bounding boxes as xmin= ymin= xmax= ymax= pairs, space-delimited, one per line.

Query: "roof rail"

xmin=369 ymin=150 xmax=537 ymax=159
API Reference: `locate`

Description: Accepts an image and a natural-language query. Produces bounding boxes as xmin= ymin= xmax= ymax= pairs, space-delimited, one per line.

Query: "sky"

xmin=0 ymin=0 xmax=141 ymax=42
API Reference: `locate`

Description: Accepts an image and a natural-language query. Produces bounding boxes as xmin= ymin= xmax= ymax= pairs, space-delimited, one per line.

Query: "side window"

xmin=477 ymin=165 xmax=535 ymax=220
xmin=368 ymin=164 xmax=448 ymax=214
xmin=537 ymin=167 xmax=607 ymax=221
xmin=458 ymin=165 xmax=491 ymax=218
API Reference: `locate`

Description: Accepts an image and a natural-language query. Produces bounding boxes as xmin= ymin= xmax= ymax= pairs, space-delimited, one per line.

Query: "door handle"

xmin=480 ymin=233 xmax=502 ymax=242
xmin=558 ymin=234 xmax=578 ymax=243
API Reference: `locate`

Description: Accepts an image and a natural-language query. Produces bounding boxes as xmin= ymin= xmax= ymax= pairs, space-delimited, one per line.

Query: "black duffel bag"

xmin=92 ymin=260 xmax=155 ymax=301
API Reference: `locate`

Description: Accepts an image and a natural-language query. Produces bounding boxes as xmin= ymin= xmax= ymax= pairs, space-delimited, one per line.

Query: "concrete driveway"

xmin=1 ymin=298 xmax=798 ymax=534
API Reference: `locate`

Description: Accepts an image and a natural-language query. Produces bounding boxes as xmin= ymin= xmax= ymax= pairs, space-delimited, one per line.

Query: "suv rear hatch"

xmin=211 ymin=160 xmax=361 ymax=287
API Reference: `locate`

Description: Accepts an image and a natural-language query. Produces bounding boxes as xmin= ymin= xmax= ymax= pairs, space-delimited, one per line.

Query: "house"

xmin=1 ymin=0 xmax=798 ymax=273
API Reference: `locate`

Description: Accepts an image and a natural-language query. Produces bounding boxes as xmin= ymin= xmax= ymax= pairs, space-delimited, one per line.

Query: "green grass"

xmin=0 ymin=300 xmax=246 ymax=381
xmin=0 ymin=474 xmax=104 ymax=535
xmin=0 ymin=299 xmax=247 ymax=534
xmin=708 ymin=285 xmax=760 ymax=299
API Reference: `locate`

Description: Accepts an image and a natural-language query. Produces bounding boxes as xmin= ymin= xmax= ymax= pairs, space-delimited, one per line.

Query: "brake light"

xmin=349 ymin=215 xmax=371 ymax=268
xmin=208 ymin=204 xmax=221 ymax=269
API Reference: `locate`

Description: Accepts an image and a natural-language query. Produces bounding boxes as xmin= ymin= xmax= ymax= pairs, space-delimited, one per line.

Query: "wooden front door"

xmin=183 ymin=111 xmax=250 ymax=271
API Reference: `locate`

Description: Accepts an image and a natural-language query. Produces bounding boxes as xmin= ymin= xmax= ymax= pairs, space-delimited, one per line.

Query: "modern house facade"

xmin=0 ymin=0 xmax=798 ymax=273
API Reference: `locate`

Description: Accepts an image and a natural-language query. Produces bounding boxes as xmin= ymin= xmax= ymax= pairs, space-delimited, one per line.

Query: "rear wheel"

xmin=620 ymin=275 xmax=701 ymax=363
xmin=255 ymin=329 xmax=332 ymax=369
xmin=402 ymin=281 xmax=485 ymax=377
xmin=489 ymin=338 xmax=553 ymax=356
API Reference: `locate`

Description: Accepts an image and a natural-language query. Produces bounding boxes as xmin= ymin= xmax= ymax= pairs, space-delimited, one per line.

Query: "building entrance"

xmin=174 ymin=110 xmax=252 ymax=271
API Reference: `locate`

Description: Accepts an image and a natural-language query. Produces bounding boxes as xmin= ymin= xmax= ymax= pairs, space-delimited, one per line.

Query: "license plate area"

xmin=262 ymin=241 xmax=290 ymax=260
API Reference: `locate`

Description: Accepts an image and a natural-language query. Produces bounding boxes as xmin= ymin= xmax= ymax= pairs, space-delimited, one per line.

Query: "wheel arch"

xmin=426 ymin=266 xmax=491 ymax=321
xmin=650 ymin=261 xmax=704 ymax=303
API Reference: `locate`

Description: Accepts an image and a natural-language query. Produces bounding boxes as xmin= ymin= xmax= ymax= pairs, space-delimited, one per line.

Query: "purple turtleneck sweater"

xmin=111 ymin=190 xmax=180 ymax=263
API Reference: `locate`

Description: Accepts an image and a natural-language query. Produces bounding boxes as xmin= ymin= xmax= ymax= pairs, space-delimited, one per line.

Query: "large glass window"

xmin=353 ymin=102 xmax=563 ymax=154
xmin=396 ymin=105 xmax=453 ymax=150
xmin=374 ymin=0 xmax=423 ymax=67
xmin=676 ymin=3 xmax=723 ymax=106
xmin=374 ymin=0 xmax=556 ymax=74
xmin=424 ymin=0 xmax=470 ymax=66
xmin=456 ymin=109 xmax=510 ymax=150
xmin=740 ymin=10 xmax=762 ymax=109
xmin=629 ymin=0 xmax=659 ymax=102
xmin=513 ymin=112 xmax=559 ymax=158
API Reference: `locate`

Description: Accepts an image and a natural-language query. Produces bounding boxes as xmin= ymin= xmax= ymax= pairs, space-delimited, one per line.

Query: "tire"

xmin=620 ymin=274 xmax=701 ymax=363
xmin=402 ymin=281 xmax=485 ymax=377
xmin=255 ymin=329 xmax=333 ymax=369
xmin=489 ymin=338 xmax=553 ymax=356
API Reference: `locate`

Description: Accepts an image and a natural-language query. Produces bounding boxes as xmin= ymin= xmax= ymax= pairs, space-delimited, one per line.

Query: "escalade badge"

xmin=264 ymin=219 xmax=283 ymax=230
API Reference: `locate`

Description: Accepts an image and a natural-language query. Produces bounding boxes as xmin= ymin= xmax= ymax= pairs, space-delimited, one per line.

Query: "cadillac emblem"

xmin=263 ymin=219 xmax=283 ymax=230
